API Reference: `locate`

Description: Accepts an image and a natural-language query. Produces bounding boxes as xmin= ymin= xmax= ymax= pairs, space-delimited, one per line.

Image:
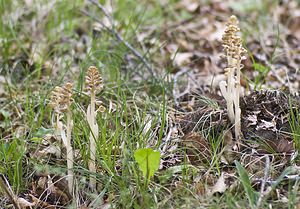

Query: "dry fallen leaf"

xmin=173 ymin=52 xmax=194 ymax=67
xmin=246 ymin=114 xmax=258 ymax=127
xmin=175 ymin=0 xmax=199 ymax=12
xmin=288 ymin=15 xmax=300 ymax=39
xmin=0 ymin=76 xmax=11 ymax=97
xmin=181 ymin=132 xmax=211 ymax=164
xmin=17 ymin=197 xmax=35 ymax=208
xmin=208 ymin=173 xmax=227 ymax=195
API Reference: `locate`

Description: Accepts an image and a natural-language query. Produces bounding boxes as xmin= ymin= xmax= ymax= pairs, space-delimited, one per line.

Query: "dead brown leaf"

xmin=181 ymin=132 xmax=211 ymax=165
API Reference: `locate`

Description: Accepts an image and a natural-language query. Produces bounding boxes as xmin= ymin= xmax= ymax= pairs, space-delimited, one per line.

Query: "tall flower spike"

xmin=85 ymin=66 xmax=103 ymax=189
xmin=219 ymin=15 xmax=247 ymax=141
xmin=49 ymin=83 xmax=74 ymax=194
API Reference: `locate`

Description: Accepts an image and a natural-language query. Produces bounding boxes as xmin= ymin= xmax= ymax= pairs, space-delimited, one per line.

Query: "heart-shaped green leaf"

xmin=134 ymin=148 xmax=160 ymax=179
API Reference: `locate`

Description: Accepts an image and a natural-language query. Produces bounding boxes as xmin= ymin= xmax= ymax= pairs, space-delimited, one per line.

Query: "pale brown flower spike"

xmin=50 ymin=83 xmax=73 ymax=114
xmin=50 ymin=82 xmax=74 ymax=194
xmin=85 ymin=66 xmax=104 ymax=189
xmin=222 ymin=16 xmax=247 ymax=66
xmin=219 ymin=15 xmax=247 ymax=141
xmin=85 ymin=66 xmax=103 ymax=94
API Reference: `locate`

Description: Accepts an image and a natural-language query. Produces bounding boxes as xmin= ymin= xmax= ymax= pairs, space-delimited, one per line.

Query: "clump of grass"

xmin=219 ymin=15 xmax=247 ymax=140
xmin=49 ymin=82 xmax=74 ymax=194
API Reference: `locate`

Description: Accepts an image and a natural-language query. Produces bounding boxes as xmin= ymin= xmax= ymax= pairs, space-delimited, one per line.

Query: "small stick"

xmin=255 ymin=155 xmax=270 ymax=209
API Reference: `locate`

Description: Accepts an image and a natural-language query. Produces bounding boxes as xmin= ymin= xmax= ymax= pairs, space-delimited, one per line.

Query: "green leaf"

xmin=229 ymin=0 xmax=265 ymax=13
xmin=158 ymin=165 xmax=197 ymax=184
xmin=235 ymin=161 xmax=259 ymax=209
xmin=34 ymin=126 xmax=52 ymax=137
xmin=253 ymin=63 xmax=269 ymax=74
xmin=134 ymin=148 xmax=160 ymax=179
xmin=30 ymin=137 xmax=43 ymax=143
xmin=0 ymin=110 xmax=10 ymax=119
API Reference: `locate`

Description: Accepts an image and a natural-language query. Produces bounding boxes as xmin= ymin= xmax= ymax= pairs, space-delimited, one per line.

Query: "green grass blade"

xmin=235 ymin=160 xmax=259 ymax=208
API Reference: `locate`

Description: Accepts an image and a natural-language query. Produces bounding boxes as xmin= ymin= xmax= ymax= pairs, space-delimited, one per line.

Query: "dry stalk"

xmin=85 ymin=66 xmax=104 ymax=189
xmin=49 ymin=83 xmax=74 ymax=194
xmin=219 ymin=15 xmax=247 ymax=140
xmin=256 ymin=155 xmax=270 ymax=209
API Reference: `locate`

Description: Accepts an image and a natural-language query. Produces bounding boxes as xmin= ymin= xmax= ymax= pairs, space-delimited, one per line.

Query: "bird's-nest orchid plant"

xmin=85 ymin=66 xmax=105 ymax=189
xmin=49 ymin=82 xmax=74 ymax=194
xmin=219 ymin=15 xmax=247 ymax=141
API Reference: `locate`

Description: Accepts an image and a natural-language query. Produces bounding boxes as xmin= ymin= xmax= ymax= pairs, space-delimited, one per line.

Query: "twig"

xmin=255 ymin=155 xmax=270 ymax=209
xmin=82 ymin=1 xmax=155 ymax=77
xmin=0 ymin=174 xmax=20 ymax=209
xmin=88 ymin=0 xmax=113 ymax=24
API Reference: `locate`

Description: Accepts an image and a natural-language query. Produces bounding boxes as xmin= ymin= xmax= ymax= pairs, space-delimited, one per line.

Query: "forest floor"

xmin=0 ymin=0 xmax=300 ymax=208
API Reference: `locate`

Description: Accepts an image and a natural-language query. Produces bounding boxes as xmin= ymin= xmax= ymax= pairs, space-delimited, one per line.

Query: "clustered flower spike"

xmin=85 ymin=66 xmax=103 ymax=94
xmin=219 ymin=15 xmax=247 ymax=142
xmin=50 ymin=83 xmax=73 ymax=114
xmin=85 ymin=65 xmax=105 ymax=189
xmin=222 ymin=15 xmax=247 ymax=66
xmin=49 ymin=82 xmax=74 ymax=194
